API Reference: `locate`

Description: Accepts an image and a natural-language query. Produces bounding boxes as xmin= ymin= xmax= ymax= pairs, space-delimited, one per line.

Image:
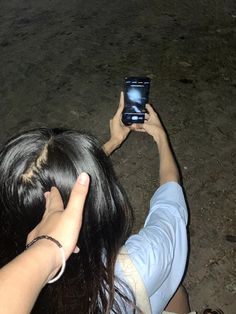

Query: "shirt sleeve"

xmin=124 ymin=181 xmax=188 ymax=297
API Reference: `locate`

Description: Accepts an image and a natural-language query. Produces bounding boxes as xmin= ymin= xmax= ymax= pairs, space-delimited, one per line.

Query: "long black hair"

xmin=0 ymin=128 xmax=135 ymax=313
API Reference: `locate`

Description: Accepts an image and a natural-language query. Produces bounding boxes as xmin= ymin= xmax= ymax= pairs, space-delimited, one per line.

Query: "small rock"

xmin=226 ymin=282 xmax=236 ymax=294
xmin=147 ymin=73 xmax=157 ymax=79
xmin=179 ymin=61 xmax=192 ymax=67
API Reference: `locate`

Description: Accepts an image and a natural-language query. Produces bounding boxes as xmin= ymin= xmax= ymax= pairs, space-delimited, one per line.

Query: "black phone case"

xmin=122 ymin=77 xmax=150 ymax=125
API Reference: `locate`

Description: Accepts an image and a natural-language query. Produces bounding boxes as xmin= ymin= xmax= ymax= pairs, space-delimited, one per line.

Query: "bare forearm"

xmin=103 ymin=92 xmax=131 ymax=156
xmin=154 ymin=132 xmax=180 ymax=185
xmin=102 ymin=139 xmax=120 ymax=156
xmin=0 ymin=242 xmax=57 ymax=314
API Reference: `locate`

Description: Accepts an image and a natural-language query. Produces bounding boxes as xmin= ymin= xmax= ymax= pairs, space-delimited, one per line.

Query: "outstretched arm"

xmin=133 ymin=104 xmax=180 ymax=185
xmin=103 ymin=92 xmax=131 ymax=155
xmin=0 ymin=173 xmax=90 ymax=314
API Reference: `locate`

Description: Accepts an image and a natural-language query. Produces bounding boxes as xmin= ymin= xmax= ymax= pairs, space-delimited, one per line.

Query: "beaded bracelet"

xmin=26 ymin=235 xmax=66 ymax=284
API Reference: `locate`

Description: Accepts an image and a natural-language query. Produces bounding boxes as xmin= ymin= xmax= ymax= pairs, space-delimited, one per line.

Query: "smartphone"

xmin=122 ymin=77 xmax=151 ymax=125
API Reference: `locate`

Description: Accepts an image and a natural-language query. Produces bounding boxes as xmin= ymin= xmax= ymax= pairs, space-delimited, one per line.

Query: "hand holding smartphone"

xmin=122 ymin=77 xmax=151 ymax=125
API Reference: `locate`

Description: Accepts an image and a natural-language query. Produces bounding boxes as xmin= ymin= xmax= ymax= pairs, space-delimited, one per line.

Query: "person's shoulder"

xmin=121 ymin=234 xmax=173 ymax=297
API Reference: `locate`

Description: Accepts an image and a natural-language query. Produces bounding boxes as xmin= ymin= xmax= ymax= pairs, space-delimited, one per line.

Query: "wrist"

xmin=153 ymin=129 xmax=167 ymax=145
xmin=27 ymin=240 xmax=61 ymax=284
xmin=103 ymin=137 xmax=122 ymax=155
xmin=110 ymin=134 xmax=125 ymax=146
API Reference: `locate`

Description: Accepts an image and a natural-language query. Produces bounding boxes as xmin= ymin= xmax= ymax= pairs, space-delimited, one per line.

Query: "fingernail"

xmin=77 ymin=172 xmax=89 ymax=185
xmin=44 ymin=191 xmax=50 ymax=199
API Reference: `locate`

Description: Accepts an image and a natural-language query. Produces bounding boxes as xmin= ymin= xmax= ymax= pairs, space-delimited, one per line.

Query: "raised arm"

xmin=124 ymin=106 xmax=187 ymax=314
xmin=103 ymin=92 xmax=131 ymax=156
xmin=134 ymin=104 xmax=180 ymax=185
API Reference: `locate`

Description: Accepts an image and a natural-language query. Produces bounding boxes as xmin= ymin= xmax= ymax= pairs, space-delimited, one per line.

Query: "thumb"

xmin=65 ymin=172 xmax=90 ymax=224
xmin=116 ymin=91 xmax=125 ymax=116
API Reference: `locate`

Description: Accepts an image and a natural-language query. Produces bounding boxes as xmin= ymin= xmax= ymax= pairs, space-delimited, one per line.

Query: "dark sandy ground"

xmin=0 ymin=0 xmax=236 ymax=313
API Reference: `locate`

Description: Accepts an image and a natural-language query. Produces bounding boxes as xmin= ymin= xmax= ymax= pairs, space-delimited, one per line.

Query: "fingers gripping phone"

xmin=122 ymin=77 xmax=151 ymax=125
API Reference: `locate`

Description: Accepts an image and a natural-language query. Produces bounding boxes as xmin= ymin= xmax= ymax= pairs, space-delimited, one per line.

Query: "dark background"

xmin=0 ymin=1 xmax=235 ymax=312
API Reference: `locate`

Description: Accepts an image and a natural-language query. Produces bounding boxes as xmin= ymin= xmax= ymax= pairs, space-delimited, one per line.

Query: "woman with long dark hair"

xmin=0 ymin=94 xmax=193 ymax=313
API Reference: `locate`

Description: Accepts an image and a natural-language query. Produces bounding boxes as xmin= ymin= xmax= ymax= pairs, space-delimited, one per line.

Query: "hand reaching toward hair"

xmin=27 ymin=173 xmax=90 ymax=268
xmin=0 ymin=173 xmax=90 ymax=314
